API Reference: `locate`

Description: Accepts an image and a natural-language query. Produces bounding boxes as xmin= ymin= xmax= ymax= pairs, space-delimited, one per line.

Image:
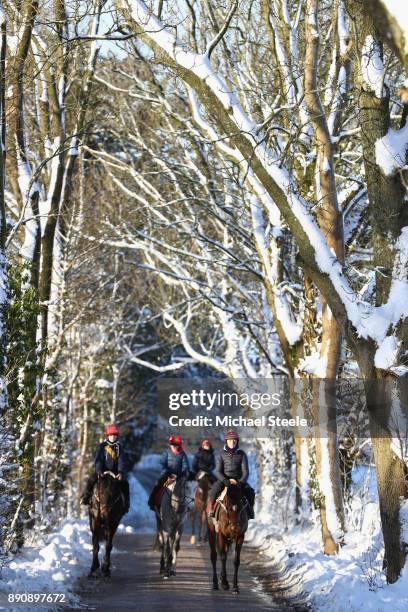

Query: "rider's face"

xmin=108 ymin=434 xmax=118 ymax=443
xmin=226 ymin=438 xmax=237 ymax=448
xmin=202 ymin=442 xmax=210 ymax=450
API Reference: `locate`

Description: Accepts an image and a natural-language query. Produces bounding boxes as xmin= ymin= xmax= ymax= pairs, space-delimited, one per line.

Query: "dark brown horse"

xmin=88 ymin=471 xmax=125 ymax=577
xmin=207 ymin=483 xmax=248 ymax=593
xmin=190 ymin=472 xmax=216 ymax=544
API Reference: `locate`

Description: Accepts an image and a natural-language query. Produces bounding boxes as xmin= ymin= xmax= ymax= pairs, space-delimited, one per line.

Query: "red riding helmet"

xmin=169 ymin=434 xmax=183 ymax=447
xmin=225 ymin=430 xmax=239 ymax=441
xmin=105 ymin=424 xmax=119 ymax=436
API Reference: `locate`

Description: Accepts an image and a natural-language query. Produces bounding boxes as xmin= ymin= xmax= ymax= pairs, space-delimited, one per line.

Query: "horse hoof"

xmin=221 ymin=582 xmax=229 ymax=590
xmin=190 ymin=535 xmax=196 ymax=544
xmin=88 ymin=572 xmax=98 ymax=579
xmin=170 ymin=569 xmax=176 ymax=576
xmin=213 ymin=583 xmax=219 ymax=590
xmin=232 ymin=587 xmax=239 ymax=594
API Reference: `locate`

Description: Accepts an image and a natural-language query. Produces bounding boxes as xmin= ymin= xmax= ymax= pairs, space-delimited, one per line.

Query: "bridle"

xmin=220 ymin=487 xmax=248 ymax=529
xmin=160 ymin=476 xmax=194 ymax=516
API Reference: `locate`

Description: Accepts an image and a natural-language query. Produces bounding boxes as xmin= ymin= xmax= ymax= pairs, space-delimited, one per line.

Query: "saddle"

xmin=153 ymin=475 xmax=177 ymax=508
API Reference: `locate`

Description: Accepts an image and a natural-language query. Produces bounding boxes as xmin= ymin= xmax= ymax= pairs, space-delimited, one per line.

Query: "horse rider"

xmin=191 ymin=439 xmax=215 ymax=481
xmin=81 ymin=423 xmax=130 ymax=513
xmin=207 ymin=430 xmax=255 ymax=519
xmin=148 ymin=434 xmax=190 ymax=510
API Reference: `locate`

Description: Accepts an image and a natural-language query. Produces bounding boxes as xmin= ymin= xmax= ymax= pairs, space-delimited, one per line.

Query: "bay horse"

xmin=155 ymin=474 xmax=188 ymax=578
xmin=207 ymin=483 xmax=248 ymax=593
xmin=88 ymin=471 xmax=125 ymax=577
xmin=190 ymin=471 xmax=216 ymax=544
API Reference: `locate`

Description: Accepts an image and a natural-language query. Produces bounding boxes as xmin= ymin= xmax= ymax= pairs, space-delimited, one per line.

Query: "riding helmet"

xmin=225 ymin=430 xmax=239 ymax=441
xmin=169 ymin=434 xmax=183 ymax=447
xmin=105 ymin=424 xmax=119 ymax=436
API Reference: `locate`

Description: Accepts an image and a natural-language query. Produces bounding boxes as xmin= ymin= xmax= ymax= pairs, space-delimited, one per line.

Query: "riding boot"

xmin=207 ymin=481 xmax=224 ymax=518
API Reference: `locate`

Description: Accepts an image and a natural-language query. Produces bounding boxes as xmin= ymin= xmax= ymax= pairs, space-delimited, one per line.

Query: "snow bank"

xmin=0 ymin=519 xmax=91 ymax=610
xmin=135 ymin=453 xmax=162 ymax=470
xmin=0 ymin=471 xmax=154 ymax=610
xmin=247 ymin=463 xmax=408 ymax=611
xmin=122 ymin=472 xmax=155 ymax=533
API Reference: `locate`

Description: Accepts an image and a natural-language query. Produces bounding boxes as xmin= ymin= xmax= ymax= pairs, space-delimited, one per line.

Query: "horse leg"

xmin=170 ymin=527 xmax=181 ymax=575
xmin=159 ymin=530 xmax=166 ymax=576
xmin=161 ymin=531 xmax=171 ymax=578
xmin=201 ymin=509 xmax=207 ymax=542
xmin=102 ymin=527 xmax=113 ymax=577
xmin=89 ymin=528 xmax=100 ymax=577
xmin=208 ymin=525 xmax=218 ymax=590
xmin=190 ymin=510 xmax=196 ymax=544
xmin=232 ymin=536 xmax=244 ymax=594
xmin=219 ymin=534 xmax=229 ymax=590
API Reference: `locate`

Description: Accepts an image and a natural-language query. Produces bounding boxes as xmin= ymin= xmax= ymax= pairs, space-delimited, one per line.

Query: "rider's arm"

xmin=94 ymin=444 xmax=104 ymax=475
xmin=215 ymin=453 xmax=229 ymax=486
xmin=239 ymin=452 xmax=249 ymax=484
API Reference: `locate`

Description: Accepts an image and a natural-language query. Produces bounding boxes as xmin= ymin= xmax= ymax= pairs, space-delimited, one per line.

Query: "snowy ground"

xmin=2 ymin=454 xmax=408 ymax=611
xmin=247 ymin=462 xmax=408 ymax=612
xmin=0 ymin=467 xmax=155 ymax=611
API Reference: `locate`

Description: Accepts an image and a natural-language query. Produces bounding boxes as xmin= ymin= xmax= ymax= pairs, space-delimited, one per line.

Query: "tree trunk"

xmin=365 ymin=375 xmax=408 ymax=583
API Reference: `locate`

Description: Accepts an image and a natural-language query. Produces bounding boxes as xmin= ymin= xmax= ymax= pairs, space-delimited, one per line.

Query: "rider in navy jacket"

xmin=192 ymin=440 xmax=216 ymax=479
xmin=95 ymin=440 xmax=127 ymax=475
xmin=81 ymin=424 xmax=130 ymax=513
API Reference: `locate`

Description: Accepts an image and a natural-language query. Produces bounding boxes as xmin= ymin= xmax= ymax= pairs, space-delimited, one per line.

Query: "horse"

xmin=207 ymin=483 xmax=248 ymax=593
xmin=88 ymin=471 xmax=125 ymax=577
xmin=155 ymin=473 xmax=189 ymax=578
xmin=190 ymin=471 xmax=216 ymax=544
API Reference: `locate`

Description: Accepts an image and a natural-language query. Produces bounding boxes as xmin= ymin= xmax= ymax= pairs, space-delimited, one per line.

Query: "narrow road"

xmin=70 ymin=531 xmax=289 ymax=611
xmin=68 ymin=466 xmax=308 ymax=611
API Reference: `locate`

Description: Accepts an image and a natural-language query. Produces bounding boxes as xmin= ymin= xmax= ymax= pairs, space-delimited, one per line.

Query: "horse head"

xmin=97 ymin=471 xmax=122 ymax=520
xmin=222 ymin=483 xmax=247 ymax=537
xmin=170 ymin=474 xmax=188 ymax=513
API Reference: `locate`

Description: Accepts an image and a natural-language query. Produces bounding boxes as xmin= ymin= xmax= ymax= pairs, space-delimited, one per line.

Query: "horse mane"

xmin=96 ymin=473 xmax=121 ymax=503
xmin=226 ymin=483 xmax=242 ymax=503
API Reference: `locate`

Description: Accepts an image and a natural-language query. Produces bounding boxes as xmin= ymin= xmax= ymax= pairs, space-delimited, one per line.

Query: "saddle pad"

xmin=153 ymin=486 xmax=166 ymax=508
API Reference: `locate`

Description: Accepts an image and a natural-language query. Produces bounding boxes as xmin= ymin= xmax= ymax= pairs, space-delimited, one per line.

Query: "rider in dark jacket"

xmin=148 ymin=435 xmax=190 ymax=510
xmin=192 ymin=439 xmax=215 ymax=479
xmin=208 ymin=430 xmax=255 ymax=519
xmin=81 ymin=424 xmax=130 ymax=513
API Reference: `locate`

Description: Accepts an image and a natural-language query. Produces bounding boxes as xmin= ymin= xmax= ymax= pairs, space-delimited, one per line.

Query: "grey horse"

xmin=155 ymin=474 xmax=189 ymax=578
